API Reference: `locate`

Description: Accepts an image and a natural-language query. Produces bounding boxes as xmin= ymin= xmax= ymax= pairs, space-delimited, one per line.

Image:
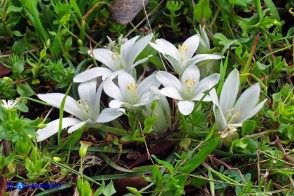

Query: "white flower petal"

xmin=234 ymin=83 xmax=260 ymax=121
xmin=186 ymin=54 xmax=222 ymax=67
xmin=193 ymin=54 xmax=223 ymax=61
xmin=118 ymin=71 xmax=136 ymax=100
xmin=78 ymin=79 xmax=97 ymax=105
xmin=164 ymin=55 xmax=182 ymax=75
xmin=73 ymin=67 xmax=112 ymax=83
xmin=36 ymin=118 xmax=81 ymax=142
xmin=196 ymin=73 xmax=220 ymax=94
xmin=160 ymin=87 xmax=183 ymax=100
xmin=181 ymin=65 xmax=200 ymax=96
xmin=209 ymin=88 xmax=220 ymax=106
xmin=227 ymin=123 xmax=243 ymax=128
xmin=93 ymin=81 xmax=104 ymax=114
xmin=213 ymin=105 xmax=227 ymax=131
xmin=192 ymin=93 xmax=212 ymax=102
xmin=181 ymin=65 xmax=200 ymax=85
xmin=89 ymin=48 xmax=114 ymax=69
xmin=128 ymin=34 xmax=153 ymax=66
xmin=109 ymin=100 xmax=126 ymax=108
xmin=78 ymin=79 xmax=103 ymax=119
xmin=138 ymin=92 xmax=152 ymax=106
xmin=183 ymin=35 xmax=200 ymax=59
xmin=148 ymin=87 xmax=172 ymax=132
xmin=155 ymin=89 xmax=172 ymax=128
xmin=130 ymin=55 xmax=152 ymax=70
xmin=178 ymin=100 xmax=195 ymax=115
xmin=96 ymin=108 xmax=125 ymax=123
xmin=121 ymin=36 xmax=139 ymax=67
xmin=156 ymin=71 xmax=181 ymax=89
xmin=138 ymin=74 xmax=160 ymax=97
xmin=238 ymin=99 xmax=267 ymax=123
xmin=150 ymin=39 xmax=179 ymax=58
xmin=220 ymin=69 xmax=240 ymax=112
xmin=68 ymin=120 xmax=87 ymax=133
xmin=199 ymin=26 xmax=210 ymax=50
xmin=103 ymin=76 xmax=123 ymax=100
xmin=183 ymin=56 xmax=206 ymax=68
xmin=37 ymin=93 xmax=80 ymax=118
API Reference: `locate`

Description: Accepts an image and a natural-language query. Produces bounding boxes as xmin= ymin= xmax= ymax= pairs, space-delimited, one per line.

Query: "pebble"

xmin=110 ymin=0 xmax=150 ymax=25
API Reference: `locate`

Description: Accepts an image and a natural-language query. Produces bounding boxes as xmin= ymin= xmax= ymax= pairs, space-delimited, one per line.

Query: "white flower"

xmin=156 ymin=65 xmax=220 ymax=115
xmin=1 ymin=99 xmax=18 ymax=110
xmin=149 ymin=34 xmax=222 ymax=76
xmin=36 ymin=79 xmax=125 ymax=142
xmin=73 ymin=33 xmax=153 ymax=83
xmin=145 ymin=87 xmax=172 ymax=134
xmin=210 ymin=69 xmax=267 ymax=131
xmin=197 ymin=25 xmax=210 ymax=53
xmin=196 ymin=26 xmax=220 ymax=77
xmin=103 ymin=71 xmax=160 ymax=108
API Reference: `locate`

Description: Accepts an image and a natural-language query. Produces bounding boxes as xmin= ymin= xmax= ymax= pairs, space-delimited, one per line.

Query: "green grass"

xmin=0 ymin=0 xmax=293 ymax=195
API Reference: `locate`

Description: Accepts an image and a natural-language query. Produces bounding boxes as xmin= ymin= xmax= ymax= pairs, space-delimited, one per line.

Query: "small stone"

xmin=110 ymin=0 xmax=150 ymax=25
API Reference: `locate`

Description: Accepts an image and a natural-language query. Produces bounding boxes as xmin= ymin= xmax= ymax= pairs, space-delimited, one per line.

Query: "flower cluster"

xmin=36 ymin=28 xmax=267 ymax=141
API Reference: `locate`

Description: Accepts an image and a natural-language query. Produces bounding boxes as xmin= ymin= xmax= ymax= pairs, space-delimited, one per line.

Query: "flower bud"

xmin=77 ymin=39 xmax=83 ymax=47
xmin=3 ymin=77 xmax=13 ymax=82
xmin=79 ymin=141 xmax=91 ymax=158
xmin=46 ymin=39 xmax=51 ymax=47
xmin=37 ymin=123 xmax=47 ymax=129
xmin=53 ymin=157 xmax=61 ymax=162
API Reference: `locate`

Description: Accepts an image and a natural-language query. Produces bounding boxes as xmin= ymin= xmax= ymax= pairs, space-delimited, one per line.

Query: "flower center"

xmin=111 ymin=53 xmax=118 ymax=60
xmin=225 ymin=108 xmax=240 ymax=123
xmin=127 ymin=83 xmax=138 ymax=91
xmin=126 ymin=83 xmax=139 ymax=104
xmin=185 ymin=79 xmax=195 ymax=88
xmin=77 ymin=99 xmax=89 ymax=114
xmin=111 ymin=53 xmax=123 ymax=70
xmin=178 ymin=44 xmax=188 ymax=61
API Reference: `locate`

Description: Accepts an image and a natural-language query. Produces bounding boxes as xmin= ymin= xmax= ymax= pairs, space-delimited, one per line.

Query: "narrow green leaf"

xmin=34 ymin=184 xmax=72 ymax=196
xmin=264 ymin=0 xmax=280 ymax=20
xmin=208 ymin=167 xmax=242 ymax=185
xmin=178 ymin=137 xmax=220 ymax=173
xmin=152 ymin=155 xmax=174 ymax=174
xmin=208 ymin=169 xmax=215 ymax=196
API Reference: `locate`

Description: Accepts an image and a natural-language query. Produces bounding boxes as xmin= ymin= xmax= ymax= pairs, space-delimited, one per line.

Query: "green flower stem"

xmin=49 ymin=158 xmax=100 ymax=185
xmin=240 ymin=32 xmax=260 ymax=85
xmin=93 ymin=124 xmax=128 ymax=136
xmin=58 ymin=83 xmax=72 ymax=145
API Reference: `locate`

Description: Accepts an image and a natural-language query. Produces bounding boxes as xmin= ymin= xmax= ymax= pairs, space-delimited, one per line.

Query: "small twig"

xmin=209 ymin=155 xmax=247 ymax=184
xmin=257 ymin=146 xmax=261 ymax=184
xmin=243 ymin=129 xmax=277 ymax=138
xmin=125 ymin=0 xmax=164 ymax=37
xmin=264 ymin=159 xmax=276 ymax=187
xmin=141 ymin=0 xmax=152 ymax=31
xmin=83 ymin=2 xmax=108 ymax=21
xmin=274 ymin=134 xmax=294 ymax=163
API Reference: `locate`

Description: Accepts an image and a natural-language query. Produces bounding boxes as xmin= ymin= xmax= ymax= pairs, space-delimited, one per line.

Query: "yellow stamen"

xmin=77 ymin=99 xmax=89 ymax=113
xmin=225 ymin=108 xmax=240 ymax=123
xmin=178 ymin=44 xmax=188 ymax=53
xmin=185 ymin=79 xmax=195 ymax=88
xmin=111 ymin=53 xmax=118 ymax=60
xmin=127 ymin=83 xmax=138 ymax=91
